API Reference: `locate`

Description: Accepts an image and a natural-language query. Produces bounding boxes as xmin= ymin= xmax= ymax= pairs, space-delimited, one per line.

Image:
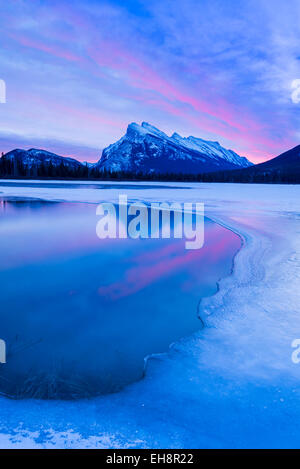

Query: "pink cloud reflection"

xmin=98 ymin=224 xmax=240 ymax=300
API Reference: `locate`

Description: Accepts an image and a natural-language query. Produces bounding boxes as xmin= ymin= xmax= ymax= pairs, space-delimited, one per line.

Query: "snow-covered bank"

xmin=0 ymin=181 xmax=300 ymax=448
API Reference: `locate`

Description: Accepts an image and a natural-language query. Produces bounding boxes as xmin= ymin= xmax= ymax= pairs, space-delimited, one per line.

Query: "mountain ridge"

xmin=201 ymin=145 xmax=300 ymax=183
xmin=3 ymin=148 xmax=84 ymax=168
xmin=0 ymin=148 xmax=87 ymax=178
xmin=96 ymin=122 xmax=253 ymax=174
xmin=1 ymin=124 xmax=298 ymax=183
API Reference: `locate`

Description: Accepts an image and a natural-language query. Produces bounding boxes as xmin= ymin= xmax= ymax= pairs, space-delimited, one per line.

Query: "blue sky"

xmin=0 ymin=0 xmax=300 ymax=162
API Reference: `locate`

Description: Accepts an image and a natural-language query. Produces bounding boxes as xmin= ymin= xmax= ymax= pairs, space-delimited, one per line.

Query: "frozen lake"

xmin=0 ymin=192 xmax=240 ymax=399
xmin=1 ymin=181 xmax=298 ymax=449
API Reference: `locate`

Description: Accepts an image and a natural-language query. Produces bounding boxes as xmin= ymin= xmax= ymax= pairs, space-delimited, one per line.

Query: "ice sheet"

xmin=0 ymin=181 xmax=300 ymax=448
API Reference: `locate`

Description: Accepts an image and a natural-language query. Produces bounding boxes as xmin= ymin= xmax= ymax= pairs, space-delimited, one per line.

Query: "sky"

xmin=0 ymin=0 xmax=300 ymax=163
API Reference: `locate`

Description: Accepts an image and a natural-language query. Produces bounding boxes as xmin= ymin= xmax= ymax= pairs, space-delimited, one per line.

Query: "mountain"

xmin=1 ymin=141 xmax=299 ymax=183
xmin=96 ymin=122 xmax=253 ymax=175
xmin=204 ymin=145 xmax=300 ymax=183
xmin=0 ymin=148 xmax=87 ymax=178
xmin=253 ymin=145 xmax=300 ymax=172
xmin=3 ymin=148 xmax=83 ymax=170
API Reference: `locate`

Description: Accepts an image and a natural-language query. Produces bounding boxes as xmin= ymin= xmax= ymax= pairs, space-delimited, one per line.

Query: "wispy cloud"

xmin=0 ymin=0 xmax=299 ymax=162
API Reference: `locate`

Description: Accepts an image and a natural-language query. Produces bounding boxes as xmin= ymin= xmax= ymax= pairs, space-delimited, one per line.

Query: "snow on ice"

xmin=0 ymin=180 xmax=300 ymax=448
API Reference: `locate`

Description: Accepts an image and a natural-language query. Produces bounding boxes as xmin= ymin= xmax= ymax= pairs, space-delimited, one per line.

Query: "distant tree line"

xmin=0 ymin=152 xmax=299 ymax=184
xmin=198 ymin=167 xmax=300 ymax=184
xmin=0 ymin=153 xmax=89 ymax=179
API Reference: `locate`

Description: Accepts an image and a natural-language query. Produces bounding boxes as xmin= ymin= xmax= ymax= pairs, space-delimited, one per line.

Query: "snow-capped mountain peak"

xmin=126 ymin=122 xmax=169 ymax=141
xmin=141 ymin=122 xmax=170 ymax=139
xmin=97 ymin=122 xmax=253 ymax=174
xmin=171 ymin=133 xmax=252 ymax=167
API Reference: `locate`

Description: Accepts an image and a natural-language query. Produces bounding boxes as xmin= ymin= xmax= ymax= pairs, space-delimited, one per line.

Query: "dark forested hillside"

xmin=197 ymin=145 xmax=300 ymax=184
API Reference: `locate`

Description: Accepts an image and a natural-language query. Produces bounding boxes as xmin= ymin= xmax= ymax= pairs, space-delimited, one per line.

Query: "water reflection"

xmin=0 ymin=199 xmax=241 ymax=399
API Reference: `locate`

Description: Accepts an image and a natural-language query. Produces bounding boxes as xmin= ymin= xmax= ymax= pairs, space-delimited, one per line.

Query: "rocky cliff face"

xmin=96 ymin=122 xmax=252 ymax=174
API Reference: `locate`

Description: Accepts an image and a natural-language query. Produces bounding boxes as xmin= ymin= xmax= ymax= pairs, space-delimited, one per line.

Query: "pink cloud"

xmin=5 ymin=3 xmax=297 ymax=163
xmin=9 ymin=33 xmax=82 ymax=63
xmin=87 ymin=40 xmax=295 ymax=162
